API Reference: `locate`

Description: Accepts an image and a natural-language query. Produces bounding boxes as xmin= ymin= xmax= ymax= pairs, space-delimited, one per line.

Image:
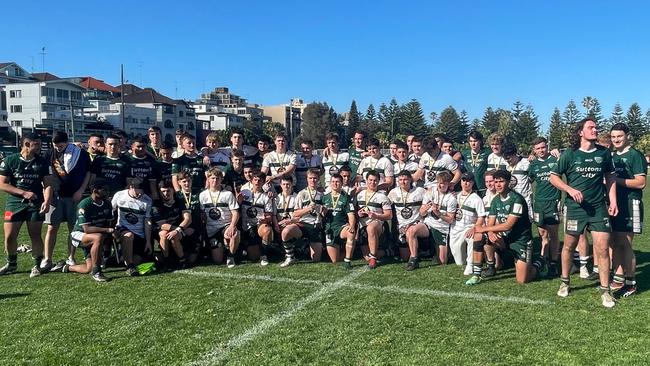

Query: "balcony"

xmin=41 ymin=96 xmax=93 ymax=107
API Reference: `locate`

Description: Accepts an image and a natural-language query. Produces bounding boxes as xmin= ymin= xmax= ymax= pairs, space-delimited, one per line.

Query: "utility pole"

xmin=120 ymin=64 xmax=125 ymax=130
xmin=38 ymin=47 xmax=46 ymax=72
xmin=69 ymin=99 xmax=76 ymax=142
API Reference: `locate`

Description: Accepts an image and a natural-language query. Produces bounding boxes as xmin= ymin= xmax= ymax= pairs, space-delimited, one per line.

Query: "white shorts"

xmin=70 ymin=231 xmax=85 ymax=248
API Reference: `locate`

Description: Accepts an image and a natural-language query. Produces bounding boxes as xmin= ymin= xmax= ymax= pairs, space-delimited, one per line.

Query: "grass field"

xmin=2 ymin=193 xmax=650 ymax=366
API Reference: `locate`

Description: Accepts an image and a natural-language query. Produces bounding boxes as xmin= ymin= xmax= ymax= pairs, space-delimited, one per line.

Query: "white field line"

xmin=179 ymin=269 xmax=552 ymax=306
xmin=186 ymin=268 xmax=367 ymax=366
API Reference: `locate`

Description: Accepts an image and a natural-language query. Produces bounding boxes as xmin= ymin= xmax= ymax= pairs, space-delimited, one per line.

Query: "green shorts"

xmin=506 ymin=238 xmax=540 ymax=264
xmin=299 ymin=224 xmax=323 ymax=243
xmin=4 ymin=205 xmax=43 ymax=223
xmin=533 ymin=200 xmax=560 ymax=226
xmin=564 ymin=204 xmax=611 ymax=236
xmin=429 ymin=228 xmax=449 ymax=246
xmin=612 ymin=198 xmax=643 ymax=234
xmin=325 ymin=225 xmax=348 ymax=247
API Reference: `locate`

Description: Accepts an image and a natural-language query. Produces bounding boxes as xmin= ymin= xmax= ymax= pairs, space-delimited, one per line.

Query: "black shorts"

xmin=242 ymin=226 xmax=261 ymax=247
xmin=206 ymin=226 xmax=230 ymax=250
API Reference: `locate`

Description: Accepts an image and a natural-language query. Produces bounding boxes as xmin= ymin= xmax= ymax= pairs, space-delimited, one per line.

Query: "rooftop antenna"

xmin=137 ymin=61 xmax=143 ymax=86
xmin=38 ymin=47 xmax=46 ymax=72
xmin=174 ymin=81 xmax=178 ymax=99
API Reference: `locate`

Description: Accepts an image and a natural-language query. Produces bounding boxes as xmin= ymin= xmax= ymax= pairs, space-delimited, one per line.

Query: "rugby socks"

xmin=472 ymin=263 xmax=482 ymax=276
xmin=573 ymin=251 xmax=580 ymax=267
xmin=91 ymin=265 xmax=101 ymax=275
xmin=611 ymin=274 xmax=625 ymax=289
xmin=6 ymin=254 xmax=17 ymax=266
xmin=579 ymin=256 xmax=590 ymax=272
xmin=598 ymin=285 xmax=609 ymax=294
xmin=561 ymin=276 xmax=570 ymax=287
xmin=33 ymin=255 xmax=43 ymax=268
xmin=344 ymin=257 xmax=352 ymax=263
xmin=486 ymin=259 xmax=495 ymax=270
xmin=532 ymin=258 xmax=545 ymax=273
xmin=283 ymin=239 xmax=296 ymax=258
xmin=592 ymin=264 xmax=599 ymax=274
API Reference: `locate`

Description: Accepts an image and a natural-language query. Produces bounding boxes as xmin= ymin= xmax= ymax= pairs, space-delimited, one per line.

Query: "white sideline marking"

xmin=179 ymin=269 xmax=552 ymax=306
xmin=187 ymin=268 xmax=367 ymax=366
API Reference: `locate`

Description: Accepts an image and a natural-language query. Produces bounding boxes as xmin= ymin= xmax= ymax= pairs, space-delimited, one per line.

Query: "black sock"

xmin=486 ymin=260 xmax=495 ymax=269
xmin=561 ymin=276 xmax=570 ymax=286
xmin=34 ymin=256 xmax=43 ymax=267
xmin=283 ymin=239 xmax=295 ymax=258
xmin=91 ymin=265 xmax=101 ymax=275
xmin=7 ymin=254 xmax=17 ymax=265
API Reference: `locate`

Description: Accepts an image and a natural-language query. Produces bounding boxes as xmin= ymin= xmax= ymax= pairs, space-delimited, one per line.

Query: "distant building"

xmin=261 ymin=98 xmax=305 ymax=143
xmin=194 ymin=87 xmax=263 ymax=131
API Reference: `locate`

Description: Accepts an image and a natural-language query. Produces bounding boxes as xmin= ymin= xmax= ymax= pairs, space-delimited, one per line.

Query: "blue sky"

xmin=3 ymin=0 xmax=650 ymax=130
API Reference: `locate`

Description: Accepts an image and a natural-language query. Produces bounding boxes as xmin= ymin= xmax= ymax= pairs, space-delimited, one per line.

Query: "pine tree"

xmin=346 ymin=100 xmax=361 ymax=142
xmin=547 ymin=108 xmax=565 ymax=149
xmin=300 ymin=102 xmax=339 ymax=148
xmin=481 ymin=107 xmax=500 ymax=134
xmin=607 ymin=103 xmax=625 ymax=131
xmin=562 ymin=100 xmax=582 ymax=147
xmin=435 ymin=106 xmax=464 ymax=143
xmin=399 ymin=99 xmax=429 ymax=137
xmin=586 ymin=98 xmax=603 ymax=126
xmin=385 ymin=98 xmax=402 ymax=137
xmin=470 ymin=118 xmax=481 ymax=133
xmin=513 ymin=105 xmax=539 ymax=151
xmin=359 ymin=104 xmax=381 ymax=140
xmin=626 ymin=103 xmax=647 ymax=139
xmin=497 ymin=109 xmax=513 ymax=140
xmin=458 ymin=110 xmax=470 ymax=142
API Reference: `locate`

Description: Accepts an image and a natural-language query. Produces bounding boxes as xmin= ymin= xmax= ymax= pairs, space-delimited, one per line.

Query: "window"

xmin=164 ymin=119 xmax=174 ymax=128
xmin=41 ymin=87 xmax=55 ymax=98
xmin=210 ymin=116 xmax=214 ymax=121
xmin=71 ymin=91 xmax=82 ymax=100
xmin=56 ymin=89 xmax=69 ymax=99
xmin=11 ymin=120 xmax=22 ymax=127
xmin=9 ymin=90 xmax=21 ymax=98
xmin=187 ymin=122 xmax=194 ymax=131
xmin=10 ymin=105 xmax=22 ymax=113
xmin=179 ymin=110 xmax=184 ymax=117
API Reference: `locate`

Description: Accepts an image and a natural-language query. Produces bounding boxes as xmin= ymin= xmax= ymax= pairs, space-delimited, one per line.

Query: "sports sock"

xmin=283 ymin=239 xmax=295 ymax=258
xmin=561 ymin=276 xmax=570 ymax=286
xmin=472 ymin=264 xmax=482 ymax=276
xmin=7 ymin=254 xmax=17 ymax=265
xmin=598 ymin=285 xmax=609 ymax=294
xmin=33 ymin=256 xmax=43 ymax=267
xmin=592 ymin=264 xmax=599 ymax=274
xmin=579 ymin=256 xmax=590 ymax=271
xmin=625 ymin=277 xmax=636 ymax=286
xmin=91 ymin=265 xmax=101 ymax=275
xmin=486 ymin=259 xmax=495 ymax=269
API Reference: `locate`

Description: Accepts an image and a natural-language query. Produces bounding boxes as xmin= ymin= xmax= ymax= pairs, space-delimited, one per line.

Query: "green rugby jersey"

xmin=129 ymin=154 xmax=160 ymax=194
xmin=613 ymin=146 xmax=647 ymax=202
xmin=322 ymin=191 xmax=354 ymax=231
xmin=175 ymin=190 xmax=200 ymax=226
xmin=488 ymin=190 xmax=532 ymax=242
xmin=90 ymin=155 xmax=131 ymax=197
xmin=73 ymin=197 xmax=113 ymax=232
xmin=347 ymin=146 xmax=364 ymax=180
xmin=529 ymin=155 xmax=561 ymax=202
xmin=461 ymin=147 xmax=490 ymax=191
xmin=0 ymin=153 xmax=49 ymax=209
xmin=152 ymin=198 xmax=187 ymax=227
xmin=552 ymin=146 xmax=614 ymax=210
xmin=172 ymin=154 xmax=206 ymax=194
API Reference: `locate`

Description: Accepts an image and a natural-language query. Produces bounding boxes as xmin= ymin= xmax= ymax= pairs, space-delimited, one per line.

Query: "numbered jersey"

xmin=199 ymin=189 xmax=239 ymax=236
xmin=355 ymin=189 xmax=391 ymax=227
xmin=388 ymin=187 xmax=426 ymax=229
xmin=295 ymin=188 xmax=324 ymax=226
xmin=418 ymin=151 xmax=457 ymax=189
xmin=422 ymin=190 xmax=457 ymax=234
xmin=111 ymin=189 xmax=152 ymax=238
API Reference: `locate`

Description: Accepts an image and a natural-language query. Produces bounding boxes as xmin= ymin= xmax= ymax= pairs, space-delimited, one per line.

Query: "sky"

xmin=3 ymin=0 xmax=650 ymax=130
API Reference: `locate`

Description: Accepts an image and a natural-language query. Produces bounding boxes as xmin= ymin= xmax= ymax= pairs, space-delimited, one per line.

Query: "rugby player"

xmin=146 ymin=126 xmax=162 ymax=159
xmin=273 ymin=176 xmax=300 ymax=267
xmin=223 ymin=150 xmax=247 ymax=192
xmin=238 ymin=170 xmax=274 ymax=265
xmin=172 ymin=133 xmax=207 ymax=194
xmin=422 ymin=171 xmax=457 ymax=265
xmin=322 ymin=173 xmax=356 ymax=267
xmin=321 ymin=132 xmax=350 ymax=184
xmin=218 ymin=128 xmax=260 ymax=166
xmin=151 ymin=180 xmax=191 ymax=269
xmin=348 ymin=130 xmax=367 ymax=180
xmin=461 ymin=130 xmax=491 ymax=196
xmin=295 ymin=139 xmax=322 ymax=192
xmin=174 ymin=172 xmax=202 ymax=265
xmin=87 ymin=133 xmax=105 ymax=162
xmin=355 ymin=170 xmax=392 ymax=269
xmin=262 ymin=132 xmax=296 ymax=191
xmin=486 ymin=133 xmax=508 ymax=171
xmin=414 ymin=136 xmax=459 ymax=190
xmin=129 ymin=135 xmax=160 ymax=201
xmin=356 ymin=138 xmax=394 ymax=192
xmin=292 ymin=169 xmax=325 ymax=264
xmin=393 ymin=142 xmax=419 ymax=177
xmin=201 ymin=132 xmax=230 ymax=170
xmin=158 ymin=141 xmax=174 ymax=182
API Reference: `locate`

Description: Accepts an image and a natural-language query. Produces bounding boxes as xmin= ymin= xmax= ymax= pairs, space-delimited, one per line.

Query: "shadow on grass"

xmin=0 ymin=293 xmax=29 ymax=301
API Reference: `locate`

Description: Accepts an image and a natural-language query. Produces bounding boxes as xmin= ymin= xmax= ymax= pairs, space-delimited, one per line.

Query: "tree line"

xmin=291 ymin=97 xmax=650 ymax=153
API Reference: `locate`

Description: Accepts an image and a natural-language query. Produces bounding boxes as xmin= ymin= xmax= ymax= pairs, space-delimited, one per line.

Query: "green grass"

xmin=3 ymin=192 xmax=650 ymax=366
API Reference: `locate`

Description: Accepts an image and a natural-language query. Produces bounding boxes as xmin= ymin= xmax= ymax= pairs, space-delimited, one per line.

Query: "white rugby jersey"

xmin=274 ymin=193 xmax=298 ymax=221
xmin=295 ymin=188 xmax=324 ymax=226
xmin=392 ymin=160 xmax=419 ymax=176
xmin=240 ymin=189 xmax=273 ymax=230
xmin=355 ymin=189 xmax=391 ymax=227
xmin=357 ymin=155 xmax=394 ymax=188
xmin=322 ymin=151 xmax=350 ymax=183
xmin=199 ymin=188 xmax=239 ymax=236
xmin=483 ymin=190 xmax=497 ymax=211
xmin=422 ymin=189 xmax=457 ymax=234
xmin=112 ymin=190 xmax=153 ymax=238
xmin=487 ymin=153 xmax=508 ymax=171
xmin=295 ymin=154 xmax=322 ymax=191
xmin=206 ymin=150 xmax=231 ymax=170
xmin=506 ymin=158 xmax=532 ymax=200
xmin=219 ymin=145 xmax=259 ymax=166
xmin=388 ymin=186 xmax=426 ymax=229
xmin=450 ymin=191 xmax=486 ymax=234
xmin=418 ymin=151 xmax=458 ymax=189
xmin=262 ymin=150 xmax=297 ymax=186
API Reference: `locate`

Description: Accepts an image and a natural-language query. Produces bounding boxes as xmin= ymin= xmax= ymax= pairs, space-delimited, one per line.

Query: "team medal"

xmin=125 ymin=212 xmax=139 ymax=224
xmin=208 ymin=208 xmax=221 ymax=220
xmin=509 ymin=176 xmax=518 ymax=189
xmin=246 ymin=207 xmax=258 ymax=218
xmin=308 ymin=188 xmax=318 ymax=216
xmin=329 ymin=166 xmax=339 ymax=175
xmin=401 ymin=207 xmax=413 ymax=219
xmin=426 ymin=170 xmax=436 ymax=182
xmin=455 ymin=209 xmax=463 ymax=221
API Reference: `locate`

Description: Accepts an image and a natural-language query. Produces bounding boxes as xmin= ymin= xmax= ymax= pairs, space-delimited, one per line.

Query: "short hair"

xmin=106 ymin=134 xmax=121 ymax=142
xmin=301 ymin=139 xmax=314 ymax=147
xmin=397 ymin=170 xmax=413 ymax=179
xmin=148 ymin=126 xmax=161 ymax=133
xmin=468 ymin=130 xmax=484 ymax=142
xmin=281 ymin=175 xmax=294 ymax=183
xmin=52 ymin=130 xmax=68 ymax=144
xmin=175 ymin=171 xmax=190 ymax=181
xmin=206 ymin=132 xmax=220 ymax=143
xmin=433 ymin=133 xmax=448 ymax=144
xmin=89 ymin=133 xmax=104 ymax=140
xmin=231 ymin=149 xmax=244 ymax=159
xmin=243 ymin=163 xmax=255 ymax=171
xmin=158 ymin=179 xmax=173 ymax=190
xmin=21 ymin=132 xmax=40 ymax=145
xmin=89 ymin=179 xmax=107 ymax=192
xmin=325 ymin=132 xmax=340 ymax=142
xmin=160 ymin=141 xmax=173 ymax=150
xmin=252 ymin=171 xmax=267 ymax=180
xmin=330 ymin=173 xmax=342 ymax=181
xmin=258 ymin=135 xmax=271 ymax=144
xmin=354 ymin=130 xmax=365 ymax=138
xmin=502 ymin=142 xmax=518 ymax=157
xmin=131 ymin=135 xmax=146 ymax=145
xmin=422 ymin=136 xmax=438 ymax=150
xmin=307 ymin=168 xmax=321 ymax=177
xmin=274 ymin=132 xmax=287 ymax=140
xmin=484 ymin=170 xmax=497 ymax=178
xmin=436 ymin=171 xmax=452 ymax=183
xmin=493 ymin=169 xmax=512 ymax=182
xmin=181 ymin=133 xmax=195 ymax=142
xmin=488 ymin=133 xmax=505 ymax=146
xmin=367 ymin=138 xmax=380 ymax=148
xmin=411 ymin=136 xmax=422 ymax=144
xmin=115 ymin=130 xmax=128 ymax=139
xmin=365 ymin=169 xmax=380 ymax=180
xmin=126 ymin=177 xmax=143 ymax=188
xmin=396 ymin=141 xmax=409 ymax=150
xmin=390 ymin=139 xmax=401 ymax=146
xmin=532 ymin=136 xmax=548 ymax=146
xmin=339 ymin=165 xmax=352 ymax=174
xmin=611 ymin=122 xmax=630 ymax=134
xmin=206 ymin=166 xmax=223 ymax=179
xmin=175 ymin=128 xmax=185 ymax=135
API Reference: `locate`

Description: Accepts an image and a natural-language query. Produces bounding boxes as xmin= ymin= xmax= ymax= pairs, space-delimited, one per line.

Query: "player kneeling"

xmin=112 ymin=178 xmax=154 ymax=277
xmin=288 ymin=169 xmax=325 ymax=266
xmin=356 ymin=170 xmax=393 ymax=269
xmin=55 ymin=181 xmax=112 ymax=282
xmin=238 ymin=171 xmax=274 ymax=265
xmin=323 ymin=173 xmax=356 ymax=268
xmin=200 ymin=168 xmax=240 ymax=267
xmin=468 ymin=170 xmax=546 ymax=285
xmin=388 ymin=170 xmax=428 ymax=270
xmin=152 ymin=180 xmax=192 ymax=270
